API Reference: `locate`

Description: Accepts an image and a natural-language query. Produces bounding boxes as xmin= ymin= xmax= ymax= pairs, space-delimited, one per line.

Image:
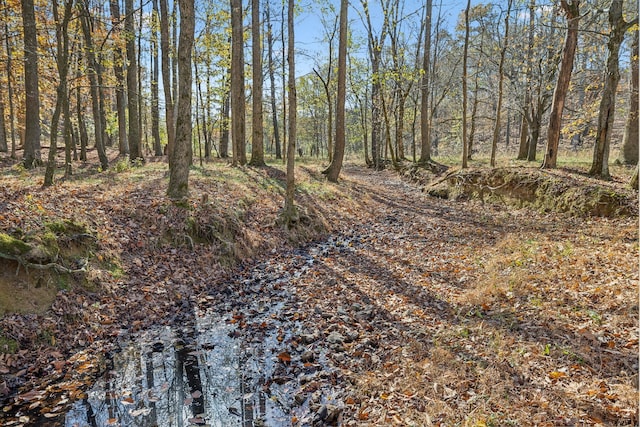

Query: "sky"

xmin=292 ymin=0 xmax=470 ymax=75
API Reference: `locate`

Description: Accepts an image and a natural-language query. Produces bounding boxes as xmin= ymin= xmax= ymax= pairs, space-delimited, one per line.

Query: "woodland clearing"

xmin=0 ymin=154 xmax=637 ymax=426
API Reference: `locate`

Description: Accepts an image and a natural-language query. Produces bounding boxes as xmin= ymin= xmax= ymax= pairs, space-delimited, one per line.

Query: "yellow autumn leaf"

xmin=549 ymin=371 xmax=567 ymax=379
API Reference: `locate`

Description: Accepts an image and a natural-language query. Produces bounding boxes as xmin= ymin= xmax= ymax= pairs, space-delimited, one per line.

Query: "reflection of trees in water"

xmin=64 ymin=320 xmax=256 ymax=427
xmin=176 ymin=339 xmax=205 ymax=419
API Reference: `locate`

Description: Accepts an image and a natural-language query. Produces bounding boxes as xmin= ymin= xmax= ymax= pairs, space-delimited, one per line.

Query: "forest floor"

xmin=0 ymin=154 xmax=637 ymax=426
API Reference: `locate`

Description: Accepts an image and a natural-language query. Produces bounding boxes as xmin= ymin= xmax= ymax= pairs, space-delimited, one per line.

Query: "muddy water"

xmin=63 ymin=244 xmax=337 ymax=427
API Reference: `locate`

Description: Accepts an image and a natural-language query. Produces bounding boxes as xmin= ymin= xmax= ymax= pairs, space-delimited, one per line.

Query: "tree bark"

xmin=21 ymin=0 xmax=42 ymax=168
xmin=543 ymin=0 xmax=580 ymax=169
xmin=0 ymin=100 xmax=6 ymax=153
xmin=109 ymin=0 xmax=129 ymax=156
xmin=220 ymin=67 xmax=231 ymax=158
xmin=159 ymin=0 xmax=175 ymax=157
xmin=266 ymin=5 xmax=281 ymax=160
xmin=325 ymin=0 xmax=348 ymax=182
xmin=231 ymin=0 xmax=246 ymax=166
xmin=491 ymin=0 xmax=512 ymax=167
xmin=589 ymin=0 xmax=637 ymax=179
xmin=361 ymin=0 xmax=391 ymax=170
xmin=419 ymin=0 xmax=433 ymax=163
xmin=151 ymin=0 xmax=162 ymax=156
xmin=249 ymin=0 xmax=265 ymax=166
xmin=79 ymin=0 xmax=109 ymax=171
xmin=283 ymin=0 xmax=298 ymax=223
xmin=461 ymin=0 xmax=470 ymax=169
xmin=126 ymin=0 xmax=143 ymax=162
xmin=517 ymin=0 xmax=535 ymax=160
xmin=44 ymin=0 xmax=72 ymax=187
xmin=3 ymin=2 xmax=17 ymax=158
xmin=621 ymin=28 xmax=638 ymax=165
xmin=167 ymin=0 xmax=194 ymax=200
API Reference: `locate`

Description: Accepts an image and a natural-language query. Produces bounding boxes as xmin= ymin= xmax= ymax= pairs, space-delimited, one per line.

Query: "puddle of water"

xmin=65 ymin=311 xmax=290 ymax=427
xmin=63 ymin=243 xmax=353 ymax=427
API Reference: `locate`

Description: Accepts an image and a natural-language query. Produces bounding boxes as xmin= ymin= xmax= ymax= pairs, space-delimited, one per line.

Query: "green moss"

xmin=45 ymin=219 xmax=89 ymax=235
xmin=0 ymin=233 xmax=31 ymax=256
xmin=0 ymin=335 xmax=18 ymax=354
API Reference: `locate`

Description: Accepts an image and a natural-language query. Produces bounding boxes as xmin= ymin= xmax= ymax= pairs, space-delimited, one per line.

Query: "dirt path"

xmin=261 ymin=166 xmax=638 ymax=426
xmin=2 ymin=165 xmax=637 ymax=426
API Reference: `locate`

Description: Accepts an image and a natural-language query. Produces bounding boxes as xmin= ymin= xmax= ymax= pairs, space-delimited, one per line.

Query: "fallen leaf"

xmin=277 ymin=351 xmax=291 ymax=363
xmin=549 ymin=371 xmax=567 ymax=380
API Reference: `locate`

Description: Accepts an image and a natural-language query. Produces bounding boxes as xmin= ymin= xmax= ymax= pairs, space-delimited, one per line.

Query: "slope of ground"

xmin=0 ymin=158 xmax=637 ymax=426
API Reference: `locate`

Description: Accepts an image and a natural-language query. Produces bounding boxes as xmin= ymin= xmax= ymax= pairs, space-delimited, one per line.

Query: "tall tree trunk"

xmin=62 ymin=79 xmax=73 ymax=177
xmin=126 ymin=0 xmax=142 ymax=162
xmin=491 ymin=0 xmax=512 ymax=167
xmin=314 ymin=68 xmax=333 ymax=164
xmin=589 ymin=0 xmax=636 ymax=179
xmin=517 ymin=0 xmax=535 ymax=160
xmin=151 ymin=0 xmax=162 ymax=156
xmin=621 ymin=28 xmax=638 ymax=165
xmin=543 ymin=0 xmax=580 ymax=169
xmin=630 ymin=165 xmax=639 ymax=190
xmin=325 ymin=0 xmax=348 ymax=182
xmin=3 ymin=1 xmax=16 ymax=158
xmin=220 ymin=67 xmax=231 ymax=158
xmin=461 ymin=0 xmax=470 ymax=169
xmin=0 ymin=99 xmax=6 ymax=153
xmin=79 ymin=0 xmax=108 ymax=171
xmin=109 ymin=0 xmax=129 ymax=156
xmin=159 ymin=0 xmax=174 ymax=157
xmin=45 ymin=0 xmax=72 ymax=186
xmin=249 ymin=0 xmax=265 ymax=166
xmin=467 ymin=32 xmax=483 ymax=161
xmin=419 ymin=0 xmax=433 ymax=163
xmin=137 ymin=0 xmax=144 ymax=153
xmin=231 ymin=0 xmax=246 ymax=166
xmin=266 ymin=5 xmax=281 ymax=159
xmin=21 ymin=0 xmax=42 ymax=168
xmin=167 ymin=0 xmax=194 ymax=199
xmin=281 ymin=1 xmax=287 ymax=164
xmin=75 ymin=50 xmax=88 ymax=162
xmin=361 ymin=0 xmax=391 ymax=170
xmin=283 ymin=0 xmax=298 ymax=223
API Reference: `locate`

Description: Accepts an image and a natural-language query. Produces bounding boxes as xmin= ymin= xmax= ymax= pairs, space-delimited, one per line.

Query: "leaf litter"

xmin=0 ymin=161 xmax=637 ymax=426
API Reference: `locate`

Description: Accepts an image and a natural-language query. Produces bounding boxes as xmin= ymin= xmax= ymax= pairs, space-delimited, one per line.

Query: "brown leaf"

xmin=277 ymin=351 xmax=292 ymax=363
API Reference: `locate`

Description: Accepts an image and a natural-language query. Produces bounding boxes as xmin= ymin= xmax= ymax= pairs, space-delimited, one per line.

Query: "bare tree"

xmin=151 ymin=0 xmax=162 ymax=156
xmin=265 ymin=4 xmax=281 ymax=159
xmin=325 ymin=0 xmax=348 ymax=182
xmin=283 ymin=0 xmax=298 ymax=224
xmin=589 ymin=0 xmax=637 ymax=178
xmin=231 ymin=0 xmax=246 ymax=166
xmin=543 ymin=0 xmax=580 ymax=169
xmin=419 ymin=0 xmax=433 ymax=163
xmin=21 ymin=0 xmax=42 ymax=168
xmin=517 ymin=0 xmax=535 ymax=160
xmin=167 ymin=0 xmax=195 ymax=199
xmin=360 ymin=0 xmax=392 ymax=169
xmin=44 ymin=0 xmax=73 ymax=186
xmin=249 ymin=0 xmax=266 ymax=166
xmin=461 ymin=0 xmax=471 ymax=169
xmin=126 ymin=0 xmax=142 ymax=162
xmin=109 ymin=0 xmax=129 ymax=156
xmin=160 ymin=0 xmax=175 ymax=157
xmin=620 ymin=28 xmax=638 ymax=165
xmin=490 ymin=0 xmax=512 ymax=167
xmin=79 ymin=0 xmax=109 ymax=171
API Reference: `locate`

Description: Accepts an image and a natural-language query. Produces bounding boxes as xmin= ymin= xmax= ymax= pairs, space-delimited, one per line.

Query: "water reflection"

xmin=65 ymin=313 xmax=288 ymax=427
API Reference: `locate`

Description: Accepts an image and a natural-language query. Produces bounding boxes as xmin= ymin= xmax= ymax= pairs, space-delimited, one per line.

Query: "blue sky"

xmin=294 ymin=0 xmax=468 ymax=75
